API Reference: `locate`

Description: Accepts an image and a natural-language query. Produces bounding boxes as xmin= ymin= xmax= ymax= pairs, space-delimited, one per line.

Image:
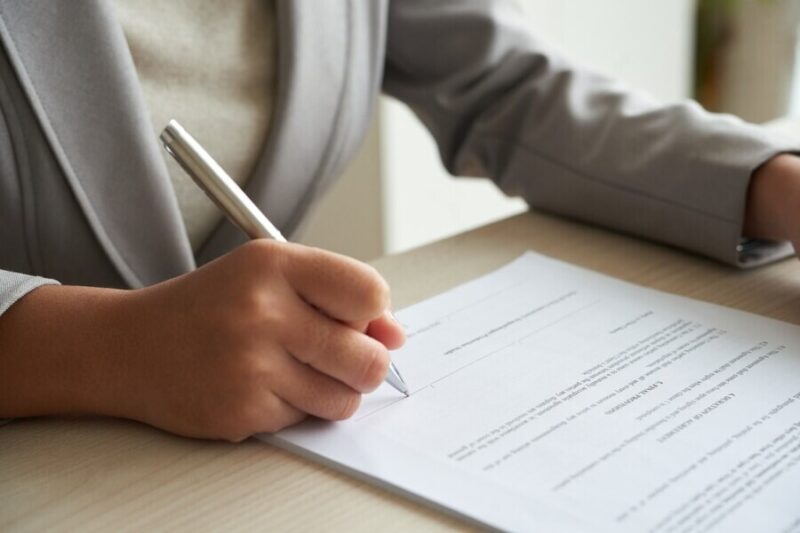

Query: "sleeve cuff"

xmin=0 ymin=270 xmax=59 ymax=316
xmin=736 ymin=238 xmax=795 ymax=268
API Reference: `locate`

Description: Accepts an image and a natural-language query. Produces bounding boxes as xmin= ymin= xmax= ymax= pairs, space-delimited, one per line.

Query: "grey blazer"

xmin=0 ymin=0 xmax=796 ymax=317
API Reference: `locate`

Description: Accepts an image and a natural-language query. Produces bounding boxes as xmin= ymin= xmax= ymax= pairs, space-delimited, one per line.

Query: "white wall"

xmin=521 ymin=0 xmax=695 ymax=101
xmin=297 ymin=114 xmax=385 ymax=260
xmin=301 ymin=1 xmax=696 ymax=259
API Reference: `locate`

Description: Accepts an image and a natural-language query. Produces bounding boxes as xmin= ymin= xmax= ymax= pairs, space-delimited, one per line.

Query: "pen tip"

xmin=388 ymin=362 xmax=410 ymax=397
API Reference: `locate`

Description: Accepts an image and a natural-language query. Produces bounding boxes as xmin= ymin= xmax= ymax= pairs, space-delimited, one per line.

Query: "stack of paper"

xmin=264 ymin=253 xmax=800 ymax=532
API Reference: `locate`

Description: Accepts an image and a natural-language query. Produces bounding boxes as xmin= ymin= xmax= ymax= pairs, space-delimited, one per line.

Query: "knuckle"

xmin=241 ymin=290 xmax=295 ymax=342
xmin=241 ymin=237 xmax=280 ymax=257
xmin=302 ymin=247 xmax=390 ymax=319
xmin=257 ymin=298 xmax=291 ymax=334
xmin=252 ymin=353 xmax=280 ymax=388
xmin=240 ymin=239 xmax=289 ymax=275
xmin=298 ymin=245 xmax=333 ymax=281
xmin=222 ymin=283 xmax=283 ymax=333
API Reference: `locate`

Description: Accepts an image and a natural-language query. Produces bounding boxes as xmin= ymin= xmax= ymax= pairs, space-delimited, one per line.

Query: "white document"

xmin=263 ymin=252 xmax=800 ymax=532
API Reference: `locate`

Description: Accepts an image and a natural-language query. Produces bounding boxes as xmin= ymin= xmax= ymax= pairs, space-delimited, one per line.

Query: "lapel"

xmin=197 ymin=0 xmax=352 ymax=264
xmin=0 ymin=1 xmax=194 ymax=288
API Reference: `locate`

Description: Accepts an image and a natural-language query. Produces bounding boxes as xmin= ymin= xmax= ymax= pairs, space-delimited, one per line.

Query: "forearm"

xmin=0 ymin=284 xmax=129 ymax=419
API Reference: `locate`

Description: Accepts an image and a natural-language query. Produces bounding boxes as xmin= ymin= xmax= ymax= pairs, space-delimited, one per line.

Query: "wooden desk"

xmin=2 ymin=211 xmax=800 ymax=531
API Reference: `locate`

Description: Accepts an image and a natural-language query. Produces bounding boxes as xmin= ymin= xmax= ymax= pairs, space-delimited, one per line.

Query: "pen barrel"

xmin=160 ymin=120 xmax=286 ymax=242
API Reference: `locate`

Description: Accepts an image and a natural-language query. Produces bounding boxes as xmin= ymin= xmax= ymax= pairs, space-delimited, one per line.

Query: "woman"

xmin=0 ymin=0 xmax=797 ymax=440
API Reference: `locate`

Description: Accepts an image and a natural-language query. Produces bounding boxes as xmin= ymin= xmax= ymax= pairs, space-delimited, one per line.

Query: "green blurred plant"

xmin=694 ymin=0 xmax=780 ymax=109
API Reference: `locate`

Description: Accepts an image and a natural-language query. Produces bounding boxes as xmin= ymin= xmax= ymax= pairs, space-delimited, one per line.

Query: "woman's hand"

xmin=0 ymin=240 xmax=405 ymax=441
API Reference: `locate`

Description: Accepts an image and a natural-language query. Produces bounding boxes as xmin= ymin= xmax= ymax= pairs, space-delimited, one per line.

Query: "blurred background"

xmin=298 ymin=0 xmax=800 ymax=260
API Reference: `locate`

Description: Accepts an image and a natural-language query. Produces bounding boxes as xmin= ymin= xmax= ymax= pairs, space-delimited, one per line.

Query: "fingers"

xmin=271 ymin=351 xmax=363 ymax=421
xmin=346 ymin=311 xmax=406 ymax=350
xmin=366 ymin=310 xmax=406 ymax=350
xmin=282 ymin=297 xmax=390 ymax=393
xmin=281 ymin=245 xmax=391 ymax=323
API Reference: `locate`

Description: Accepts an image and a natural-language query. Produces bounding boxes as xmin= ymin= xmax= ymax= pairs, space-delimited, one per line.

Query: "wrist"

xmin=744 ymin=154 xmax=800 ymax=243
xmin=0 ymin=284 xmax=132 ymax=419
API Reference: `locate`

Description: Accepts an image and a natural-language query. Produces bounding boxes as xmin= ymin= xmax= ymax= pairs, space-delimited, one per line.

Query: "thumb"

xmin=365 ymin=309 xmax=405 ymax=350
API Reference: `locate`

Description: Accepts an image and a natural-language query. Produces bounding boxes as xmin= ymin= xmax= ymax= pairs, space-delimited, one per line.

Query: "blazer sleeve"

xmin=382 ymin=0 xmax=799 ymax=266
xmin=0 ymin=269 xmax=59 ymax=316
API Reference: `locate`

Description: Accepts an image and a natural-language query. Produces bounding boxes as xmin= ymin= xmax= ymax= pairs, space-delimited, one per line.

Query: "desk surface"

xmin=3 ymin=211 xmax=800 ymax=531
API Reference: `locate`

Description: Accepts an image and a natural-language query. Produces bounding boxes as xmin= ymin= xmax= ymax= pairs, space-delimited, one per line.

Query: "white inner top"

xmin=113 ymin=0 xmax=277 ymax=252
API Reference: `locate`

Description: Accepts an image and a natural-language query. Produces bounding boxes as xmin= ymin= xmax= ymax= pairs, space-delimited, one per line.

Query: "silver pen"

xmin=160 ymin=119 xmax=409 ymax=396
